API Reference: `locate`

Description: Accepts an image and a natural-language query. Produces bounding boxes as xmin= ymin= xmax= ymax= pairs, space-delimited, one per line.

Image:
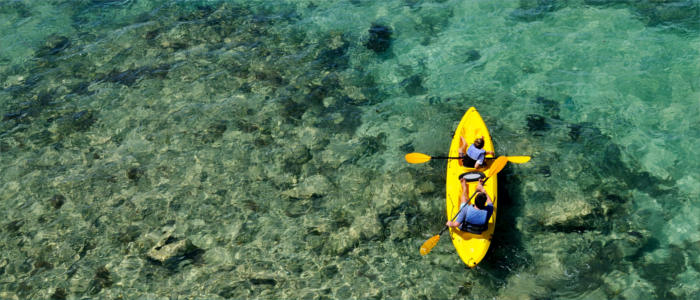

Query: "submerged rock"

xmin=282 ymin=144 xmax=311 ymax=165
xmin=53 ymin=110 xmax=96 ymax=134
xmin=351 ymin=211 xmax=382 ymax=240
xmin=535 ymin=96 xmax=561 ymax=119
xmin=465 ymin=49 xmax=481 ymax=62
xmin=602 ymin=269 xmax=656 ymax=299
xmin=3 ymin=111 xmax=26 ymax=121
xmin=282 ymin=175 xmax=333 ymax=199
xmin=539 ymin=195 xmax=594 ymax=228
xmin=36 ymin=34 xmax=70 ymax=57
xmin=366 ymin=23 xmax=392 ymax=53
xmin=199 ymin=121 xmax=228 ymax=143
xmin=71 ymin=110 xmax=95 ymax=130
xmin=49 ymin=194 xmax=66 ymax=209
xmin=617 ymin=230 xmax=650 ymax=257
xmin=322 ymin=211 xmax=384 ymax=255
xmin=249 ymin=278 xmax=277 ymax=286
xmin=520 ymin=232 xmax=617 ymax=295
xmin=147 ymin=234 xmax=204 ymax=269
xmin=316 ymin=34 xmax=350 ymax=71
xmin=526 ymin=114 xmax=550 ymax=132
xmin=88 ymin=266 xmax=113 ymax=295
xmin=101 ymin=64 xmax=171 ymax=87
xmin=637 ymin=245 xmax=687 ymax=297
xmin=127 ymin=167 xmax=143 ymax=182
xmin=50 ymin=287 xmax=67 ymax=300
xmin=388 ymin=214 xmax=408 ymax=241
xmin=401 ymin=75 xmax=427 ymax=96
xmin=5 ymin=219 xmax=23 ymax=234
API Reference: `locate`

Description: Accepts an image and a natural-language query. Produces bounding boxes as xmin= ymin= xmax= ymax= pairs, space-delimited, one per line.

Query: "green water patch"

xmin=510 ymin=0 xmax=565 ymax=22
xmin=510 ymin=0 xmax=700 ymax=34
xmin=585 ymin=0 xmax=700 ymax=32
xmin=487 ymin=96 xmax=697 ymax=297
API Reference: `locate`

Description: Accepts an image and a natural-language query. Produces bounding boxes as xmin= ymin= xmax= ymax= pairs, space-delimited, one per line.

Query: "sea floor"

xmin=1 ymin=1 xmax=700 ymax=299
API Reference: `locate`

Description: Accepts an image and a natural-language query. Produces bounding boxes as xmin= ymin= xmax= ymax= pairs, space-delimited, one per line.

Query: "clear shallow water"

xmin=1 ymin=0 xmax=699 ymax=298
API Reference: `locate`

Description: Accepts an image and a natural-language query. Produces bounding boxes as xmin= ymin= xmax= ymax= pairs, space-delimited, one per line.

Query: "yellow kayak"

xmin=446 ymin=107 xmax=497 ymax=268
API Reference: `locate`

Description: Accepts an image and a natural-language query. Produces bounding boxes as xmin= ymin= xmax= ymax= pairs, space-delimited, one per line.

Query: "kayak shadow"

xmin=461 ymin=166 xmax=531 ymax=292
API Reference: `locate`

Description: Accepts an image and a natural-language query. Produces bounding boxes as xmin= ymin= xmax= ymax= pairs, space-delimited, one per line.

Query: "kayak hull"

xmin=446 ymin=107 xmax=497 ymax=268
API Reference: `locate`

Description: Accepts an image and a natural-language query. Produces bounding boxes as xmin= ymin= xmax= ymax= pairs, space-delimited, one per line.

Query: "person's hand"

xmin=476 ymin=179 xmax=485 ymax=192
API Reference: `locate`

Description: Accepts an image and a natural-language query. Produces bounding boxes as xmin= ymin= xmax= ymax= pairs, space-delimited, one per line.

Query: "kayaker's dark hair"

xmin=474 ymin=137 xmax=484 ymax=149
xmin=474 ymin=193 xmax=487 ymax=209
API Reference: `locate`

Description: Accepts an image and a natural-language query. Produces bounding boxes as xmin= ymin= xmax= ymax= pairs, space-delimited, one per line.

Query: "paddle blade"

xmin=487 ymin=156 xmax=508 ymax=177
xmin=507 ymin=156 xmax=531 ymax=164
xmin=420 ymin=235 xmax=441 ymax=256
xmin=405 ymin=152 xmax=432 ymax=164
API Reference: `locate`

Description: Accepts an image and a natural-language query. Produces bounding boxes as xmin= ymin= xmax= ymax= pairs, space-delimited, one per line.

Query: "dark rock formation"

xmin=50 ymin=194 xmax=66 ymax=209
xmin=366 ymin=24 xmax=392 ymax=53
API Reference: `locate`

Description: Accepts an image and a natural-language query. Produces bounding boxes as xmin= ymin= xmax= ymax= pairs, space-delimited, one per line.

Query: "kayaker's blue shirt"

xmin=456 ymin=203 xmax=493 ymax=226
xmin=467 ymin=144 xmax=486 ymax=166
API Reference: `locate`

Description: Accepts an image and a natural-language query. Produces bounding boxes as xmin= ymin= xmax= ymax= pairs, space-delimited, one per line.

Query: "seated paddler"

xmin=446 ymin=177 xmax=493 ymax=234
xmin=459 ymin=136 xmax=494 ymax=169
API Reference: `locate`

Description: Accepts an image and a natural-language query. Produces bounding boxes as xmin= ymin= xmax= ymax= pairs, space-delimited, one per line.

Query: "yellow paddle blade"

xmin=405 ymin=152 xmax=432 ymax=164
xmin=507 ymin=156 xmax=531 ymax=164
xmin=420 ymin=235 xmax=441 ymax=256
xmin=487 ymin=156 xmax=508 ymax=178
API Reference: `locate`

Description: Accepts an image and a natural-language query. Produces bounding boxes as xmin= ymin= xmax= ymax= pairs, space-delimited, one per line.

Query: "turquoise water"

xmin=1 ymin=0 xmax=699 ymax=298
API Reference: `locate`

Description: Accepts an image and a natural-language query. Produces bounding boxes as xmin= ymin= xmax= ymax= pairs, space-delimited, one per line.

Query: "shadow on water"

xmin=459 ymin=166 xmax=531 ymax=295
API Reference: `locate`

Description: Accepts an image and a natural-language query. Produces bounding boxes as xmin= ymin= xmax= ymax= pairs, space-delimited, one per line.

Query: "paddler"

xmin=458 ymin=136 xmax=494 ymax=169
xmin=445 ymin=177 xmax=493 ymax=234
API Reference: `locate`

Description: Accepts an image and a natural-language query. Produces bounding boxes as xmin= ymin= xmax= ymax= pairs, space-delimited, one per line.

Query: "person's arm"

xmin=459 ymin=178 xmax=469 ymax=204
xmin=475 ymin=152 xmax=485 ymax=168
xmin=447 ymin=179 xmax=470 ymax=227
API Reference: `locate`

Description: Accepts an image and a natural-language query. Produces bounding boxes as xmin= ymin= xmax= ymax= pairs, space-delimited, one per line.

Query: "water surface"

xmin=1 ymin=0 xmax=699 ymax=298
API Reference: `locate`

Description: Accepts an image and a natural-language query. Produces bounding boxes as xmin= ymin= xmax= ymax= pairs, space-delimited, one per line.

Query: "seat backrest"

xmin=461 ymin=223 xmax=488 ymax=234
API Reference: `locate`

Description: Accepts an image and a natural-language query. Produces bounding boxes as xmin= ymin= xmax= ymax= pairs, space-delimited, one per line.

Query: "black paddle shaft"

xmin=432 ymin=156 xmax=499 ymax=160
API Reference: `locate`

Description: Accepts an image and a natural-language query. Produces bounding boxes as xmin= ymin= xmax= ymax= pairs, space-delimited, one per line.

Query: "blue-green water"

xmin=1 ymin=0 xmax=699 ymax=298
